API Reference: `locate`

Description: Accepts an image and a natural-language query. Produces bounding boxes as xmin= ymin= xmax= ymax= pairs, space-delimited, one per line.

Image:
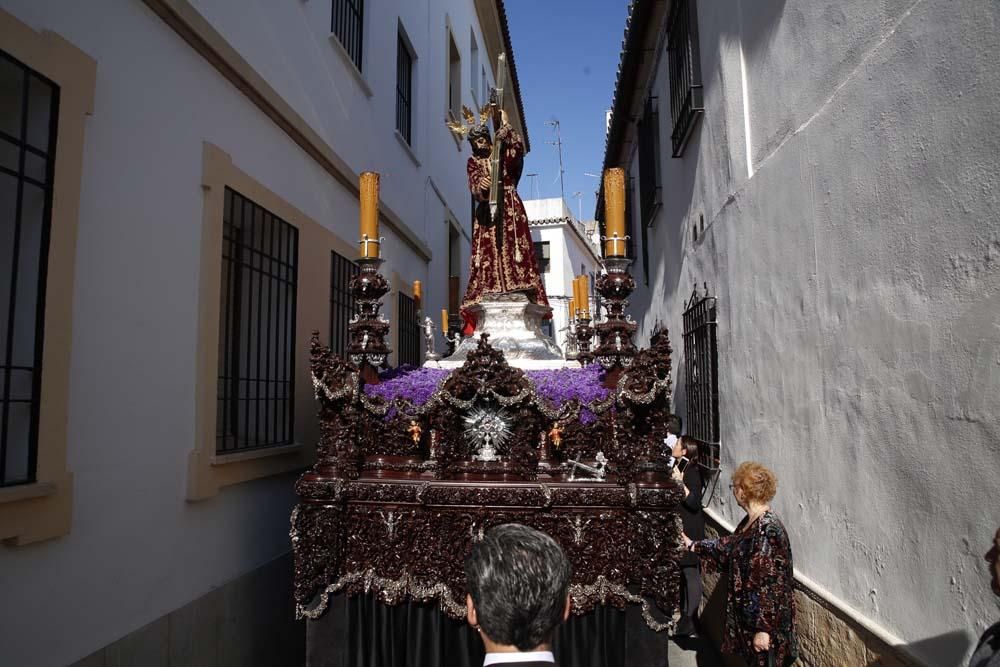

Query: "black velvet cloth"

xmin=307 ymin=592 xmax=669 ymax=667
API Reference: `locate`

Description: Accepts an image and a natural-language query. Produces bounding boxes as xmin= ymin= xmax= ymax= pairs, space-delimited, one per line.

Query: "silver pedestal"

xmin=429 ymin=293 xmax=566 ymax=369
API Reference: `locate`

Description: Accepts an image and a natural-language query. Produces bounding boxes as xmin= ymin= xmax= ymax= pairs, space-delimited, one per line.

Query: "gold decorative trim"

xmin=0 ymin=10 xmax=95 ymax=545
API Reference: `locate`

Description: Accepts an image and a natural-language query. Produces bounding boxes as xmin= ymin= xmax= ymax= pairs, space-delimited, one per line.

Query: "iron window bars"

xmin=682 ymin=284 xmax=721 ymax=506
xmin=682 ymin=284 xmax=718 ymax=444
xmin=637 ymin=95 xmax=662 ymax=227
xmin=667 ymin=0 xmax=704 ymax=157
xmin=329 ymin=250 xmax=358 ymax=360
xmin=331 ymin=0 xmax=364 ymax=71
xmin=0 ymin=51 xmax=59 ymax=487
xmin=217 ymin=187 xmax=298 ymax=455
xmin=396 ymin=33 xmax=414 ymax=145
xmin=397 ymin=292 xmax=420 ymax=367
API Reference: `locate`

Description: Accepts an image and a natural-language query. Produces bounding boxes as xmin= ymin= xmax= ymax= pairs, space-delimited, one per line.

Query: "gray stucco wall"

xmin=629 ymin=1 xmax=1000 ymax=663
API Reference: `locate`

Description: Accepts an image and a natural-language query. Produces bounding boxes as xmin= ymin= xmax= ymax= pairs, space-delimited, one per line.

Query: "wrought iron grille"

xmin=397 ymin=292 xmax=420 ymax=366
xmin=217 ymin=187 xmax=298 ymax=455
xmin=331 ymin=0 xmax=364 ymax=71
xmin=0 ymin=51 xmax=59 ymax=487
xmin=667 ymin=0 xmax=704 ymax=157
xmin=682 ymin=284 xmax=718 ymax=445
xmin=396 ymin=34 xmax=413 ymax=144
xmin=534 ymin=241 xmax=550 ymax=274
xmin=329 ymin=250 xmax=357 ymax=360
xmin=638 ymin=96 xmax=662 ymax=226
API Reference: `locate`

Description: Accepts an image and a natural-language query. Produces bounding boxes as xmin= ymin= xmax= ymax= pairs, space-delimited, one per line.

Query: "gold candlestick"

xmin=359 ymin=171 xmax=380 ymax=258
xmin=603 ymin=167 xmax=626 ymax=257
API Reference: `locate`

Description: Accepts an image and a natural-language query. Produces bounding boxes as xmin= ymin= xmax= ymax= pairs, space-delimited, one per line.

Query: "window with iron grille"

xmin=329 ymin=250 xmax=357 ymax=360
xmin=397 ymin=292 xmax=420 ymax=366
xmin=0 ymin=51 xmax=59 ymax=487
xmin=667 ymin=0 xmax=704 ymax=157
xmin=682 ymin=286 xmax=719 ymax=445
xmin=217 ymin=187 xmax=298 ymax=455
xmin=396 ymin=32 xmax=414 ymax=145
xmin=534 ymin=241 xmax=550 ymax=274
xmin=331 ymin=0 xmax=364 ymax=72
xmin=448 ymin=30 xmax=461 ymax=120
xmin=624 ymin=172 xmax=637 ymax=263
xmin=638 ymin=96 xmax=662 ymax=226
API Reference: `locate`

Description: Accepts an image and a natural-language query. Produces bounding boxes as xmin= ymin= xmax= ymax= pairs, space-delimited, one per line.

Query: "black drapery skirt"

xmin=306 ymin=592 xmax=669 ymax=667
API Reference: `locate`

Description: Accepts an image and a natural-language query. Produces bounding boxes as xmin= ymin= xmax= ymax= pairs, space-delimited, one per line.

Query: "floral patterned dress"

xmin=692 ymin=511 xmax=798 ymax=666
xmin=461 ymin=123 xmax=548 ymax=332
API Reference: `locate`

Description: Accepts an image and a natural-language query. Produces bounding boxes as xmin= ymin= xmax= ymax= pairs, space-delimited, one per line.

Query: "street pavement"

xmin=668 ymin=633 xmax=724 ymax=666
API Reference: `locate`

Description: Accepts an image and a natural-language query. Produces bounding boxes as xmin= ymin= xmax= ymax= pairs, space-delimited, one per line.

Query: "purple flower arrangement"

xmin=363 ymin=364 xmax=610 ymax=423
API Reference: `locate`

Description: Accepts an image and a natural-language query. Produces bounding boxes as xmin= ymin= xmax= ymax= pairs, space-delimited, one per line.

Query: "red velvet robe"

xmin=461 ymin=123 xmax=549 ymax=333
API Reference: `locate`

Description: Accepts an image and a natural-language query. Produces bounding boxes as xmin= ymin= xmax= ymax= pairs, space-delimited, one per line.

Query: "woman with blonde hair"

xmin=682 ymin=462 xmax=798 ymax=666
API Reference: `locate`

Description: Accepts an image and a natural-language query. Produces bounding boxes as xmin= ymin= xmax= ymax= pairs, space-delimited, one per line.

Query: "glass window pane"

xmin=9 ymin=367 xmax=33 ymax=402
xmin=26 ymin=74 xmax=54 ymax=152
xmin=4 ymin=401 xmax=32 ymax=483
xmin=11 ymin=181 xmax=45 ymax=367
xmin=24 ymin=150 xmax=46 ymax=184
xmin=0 ymin=57 xmax=24 ymax=139
xmin=0 ymin=173 xmax=17 ymax=357
xmin=0 ymin=139 xmax=18 ymax=172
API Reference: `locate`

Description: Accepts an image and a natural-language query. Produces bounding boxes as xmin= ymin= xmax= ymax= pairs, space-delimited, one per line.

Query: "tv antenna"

xmin=572 ymin=191 xmax=584 ymax=221
xmin=526 ymin=173 xmax=540 ymax=200
xmin=544 ymin=119 xmax=565 ymax=202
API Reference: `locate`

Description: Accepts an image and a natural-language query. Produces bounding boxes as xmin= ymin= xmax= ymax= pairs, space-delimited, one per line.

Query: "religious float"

xmin=291 ymin=61 xmax=684 ymax=667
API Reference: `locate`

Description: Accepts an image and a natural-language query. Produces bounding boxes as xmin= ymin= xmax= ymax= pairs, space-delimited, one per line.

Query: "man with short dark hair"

xmin=465 ymin=523 xmax=572 ymax=665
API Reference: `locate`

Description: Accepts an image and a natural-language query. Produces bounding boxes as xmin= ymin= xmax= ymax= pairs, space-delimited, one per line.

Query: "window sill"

xmin=394 ymin=130 xmax=421 ymax=167
xmin=0 ymin=481 xmax=56 ymax=505
xmin=212 ymin=442 xmax=303 ymax=466
xmin=328 ymin=34 xmax=372 ymax=98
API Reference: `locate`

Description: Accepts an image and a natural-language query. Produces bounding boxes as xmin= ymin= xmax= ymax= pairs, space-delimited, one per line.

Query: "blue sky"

xmin=504 ymin=0 xmax=631 ymax=221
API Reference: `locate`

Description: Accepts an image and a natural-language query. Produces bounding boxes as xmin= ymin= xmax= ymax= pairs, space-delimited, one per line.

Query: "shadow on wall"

xmin=875 ymin=629 xmax=974 ymax=667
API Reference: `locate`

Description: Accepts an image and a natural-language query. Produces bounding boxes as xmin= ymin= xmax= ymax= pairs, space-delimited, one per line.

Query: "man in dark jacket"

xmin=465 ymin=523 xmax=571 ymax=666
xmin=671 ymin=435 xmax=705 ymax=637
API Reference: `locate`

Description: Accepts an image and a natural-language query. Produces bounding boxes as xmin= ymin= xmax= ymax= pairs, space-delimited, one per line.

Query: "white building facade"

xmin=0 ymin=1 xmax=528 ymax=665
xmin=601 ymin=1 xmax=1000 ymax=665
xmin=524 ymin=198 xmax=602 ymax=355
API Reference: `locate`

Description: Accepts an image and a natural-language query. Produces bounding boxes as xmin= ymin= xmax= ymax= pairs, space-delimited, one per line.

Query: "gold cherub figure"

xmin=408 ymin=420 xmax=422 ymax=445
xmin=547 ymin=422 xmax=563 ymax=450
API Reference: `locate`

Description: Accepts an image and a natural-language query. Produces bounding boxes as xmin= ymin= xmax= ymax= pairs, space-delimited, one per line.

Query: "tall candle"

xmin=413 ymin=280 xmax=422 ymax=309
xmin=579 ymin=276 xmax=590 ymax=317
xmin=359 ymin=171 xmax=380 ymax=257
xmin=441 ymin=308 xmax=449 ymax=333
xmin=603 ymin=167 xmax=625 ymax=257
xmin=572 ymin=277 xmax=582 ymax=313
xmin=568 ymin=298 xmax=576 ymax=320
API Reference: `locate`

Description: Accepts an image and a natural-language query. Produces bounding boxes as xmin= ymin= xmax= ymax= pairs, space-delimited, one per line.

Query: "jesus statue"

xmin=458 ymin=108 xmax=549 ymax=334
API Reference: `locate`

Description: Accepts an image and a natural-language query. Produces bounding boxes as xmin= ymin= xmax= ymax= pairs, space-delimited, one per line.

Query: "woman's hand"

xmin=500 ymin=109 xmax=509 ymax=126
xmin=752 ymin=631 xmax=771 ymax=653
xmin=681 ymin=532 xmax=693 ymax=550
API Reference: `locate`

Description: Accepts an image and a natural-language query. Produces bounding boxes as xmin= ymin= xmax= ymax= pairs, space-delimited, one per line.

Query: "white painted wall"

xmin=525 ymin=198 xmax=602 ymax=353
xmin=0 ymin=0 xmax=506 ymax=664
xmin=619 ymin=1 xmax=1000 ymax=663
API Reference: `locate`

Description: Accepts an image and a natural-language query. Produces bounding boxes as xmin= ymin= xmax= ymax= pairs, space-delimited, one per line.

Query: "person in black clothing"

xmin=465 ymin=523 xmax=571 ymax=666
xmin=671 ymin=435 xmax=705 ymax=637
xmin=969 ymin=524 xmax=1000 ymax=667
